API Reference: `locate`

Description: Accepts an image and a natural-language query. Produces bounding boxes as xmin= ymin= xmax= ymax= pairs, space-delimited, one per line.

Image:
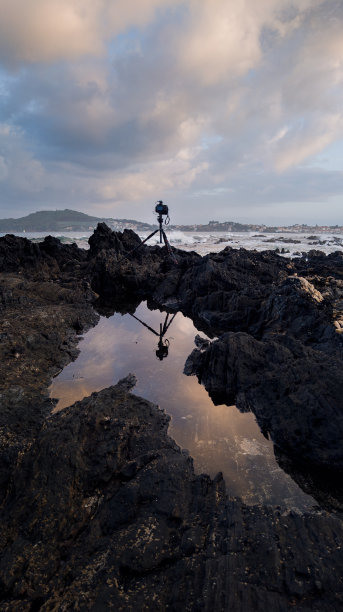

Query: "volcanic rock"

xmin=85 ymin=227 xmax=343 ymax=502
xmin=1 ymin=384 xmax=343 ymax=611
xmin=1 ymin=227 xmax=343 ymax=610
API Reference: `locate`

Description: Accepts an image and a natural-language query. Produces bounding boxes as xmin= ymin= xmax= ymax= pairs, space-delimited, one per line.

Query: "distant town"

xmin=0 ymin=209 xmax=342 ymax=234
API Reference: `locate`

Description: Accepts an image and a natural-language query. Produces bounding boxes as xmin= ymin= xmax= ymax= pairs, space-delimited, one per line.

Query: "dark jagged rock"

xmin=88 ymin=222 xmax=142 ymax=256
xmin=151 ymin=247 xmax=292 ymax=336
xmin=1 ymin=384 xmax=343 ymax=611
xmin=0 ymin=234 xmax=45 ymax=273
xmin=275 ymin=448 xmax=343 ymax=513
xmin=85 ymin=226 xmax=343 ymax=503
xmin=88 ymin=222 xmax=198 ymax=305
xmin=184 ymin=331 xmax=343 ymax=466
xmin=194 ymin=334 xmax=210 ymax=350
xmin=0 ymin=234 xmax=99 ymax=506
xmin=0 ymin=233 xmax=88 ymax=279
xmin=0 ymin=272 xmax=98 ymax=504
xmin=1 ymin=226 xmax=343 ymax=610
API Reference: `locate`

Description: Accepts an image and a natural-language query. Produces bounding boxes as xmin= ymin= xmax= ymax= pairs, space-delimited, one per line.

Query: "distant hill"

xmin=0 ymin=209 xmax=342 ymax=234
xmin=0 ymin=209 xmax=154 ymax=232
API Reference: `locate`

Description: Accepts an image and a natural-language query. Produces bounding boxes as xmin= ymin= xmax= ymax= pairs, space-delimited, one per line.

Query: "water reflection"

xmin=49 ymin=302 xmax=315 ymax=511
xmin=130 ymin=311 xmax=177 ymax=360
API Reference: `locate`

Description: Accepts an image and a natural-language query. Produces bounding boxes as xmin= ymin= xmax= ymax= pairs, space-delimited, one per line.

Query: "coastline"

xmin=1 ymin=226 xmax=343 ymax=610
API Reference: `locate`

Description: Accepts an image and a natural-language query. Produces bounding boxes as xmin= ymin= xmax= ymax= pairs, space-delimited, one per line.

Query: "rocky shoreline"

xmin=1 ymin=225 xmax=343 ymax=610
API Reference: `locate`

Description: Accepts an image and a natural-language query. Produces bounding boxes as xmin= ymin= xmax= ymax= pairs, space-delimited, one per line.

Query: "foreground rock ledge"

xmin=1 ymin=383 xmax=343 ymax=611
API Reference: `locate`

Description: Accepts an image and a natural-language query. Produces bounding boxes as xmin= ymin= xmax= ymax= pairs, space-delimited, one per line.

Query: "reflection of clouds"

xmin=50 ymin=303 xmax=314 ymax=510
xmin=239 ymin=438 xmax=267 ymax=456
xmin=172 ymin=314 xmax=195 ymax=336
xmin=51 ymin=379 xmax=103 ymax=411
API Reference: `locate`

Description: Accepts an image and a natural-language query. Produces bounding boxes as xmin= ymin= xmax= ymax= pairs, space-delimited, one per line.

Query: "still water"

xmin=50 ymin=302 xmax=315 ymax=511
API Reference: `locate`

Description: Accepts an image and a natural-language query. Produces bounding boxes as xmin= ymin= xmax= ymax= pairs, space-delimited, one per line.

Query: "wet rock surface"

xmin=1 ymin=227 xmax=343 ymax=610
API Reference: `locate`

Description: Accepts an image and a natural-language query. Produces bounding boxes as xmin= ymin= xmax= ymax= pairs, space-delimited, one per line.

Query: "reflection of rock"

xmin=275 ymin=448 xmax=343 ymax=513
xmin=116 ymin=372 xmax=137 ymax=391
xmin=194 ymin=334 xmax=211 ymax=350
xmin=184 ymin=331 xmax=343 ymax=466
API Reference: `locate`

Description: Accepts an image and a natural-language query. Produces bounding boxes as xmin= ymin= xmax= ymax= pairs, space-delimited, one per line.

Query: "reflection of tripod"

xmin=118 ymin=201 xmax=178 ymax=264
xmin=130 ymin=311 xmax=177 ymax=360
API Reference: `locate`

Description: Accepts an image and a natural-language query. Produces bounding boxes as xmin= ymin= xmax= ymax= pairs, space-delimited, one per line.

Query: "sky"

xmin=0 ymin=0 xmax=343 ymax=225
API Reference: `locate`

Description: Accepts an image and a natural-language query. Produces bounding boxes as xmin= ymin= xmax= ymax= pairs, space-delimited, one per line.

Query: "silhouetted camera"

xmin=155 ymin=200 xmax=168 ymax=216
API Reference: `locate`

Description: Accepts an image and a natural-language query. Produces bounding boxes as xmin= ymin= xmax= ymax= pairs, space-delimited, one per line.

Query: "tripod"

xmin=130 ymin=311 xmax=177 ymax=360
xmin=118 ymin=205 xmax=178 ymax=264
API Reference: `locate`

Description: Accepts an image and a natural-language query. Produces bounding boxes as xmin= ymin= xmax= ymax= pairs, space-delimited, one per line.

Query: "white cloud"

xmin=273 ymin=115 xmax=343 ymax=171
xmin=174 ymin=0 xmax=326 ymax=86
xmin=0 ymin=0 xmax=182 ymax=66
xmin=99 ymin=153 xmax=209 ymax=202
xmin=177 ymin=1 xmax=262 ymax=85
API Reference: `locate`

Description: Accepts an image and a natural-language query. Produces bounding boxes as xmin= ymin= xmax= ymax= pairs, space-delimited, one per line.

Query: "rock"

xmin=0 ymin=234 xmax=46 ymax=274
xmin=88 ymin=225 xmax=197 ymax=305
xmin=263 ymin=237 xmax=301 ymax=244
xmin=84 ymin=228 xmax=343 ymax=483
xmin=194 ymin=334 xmax=210 ymax=350
xmin=88 ymin=222 xmax=142 ymax=257
xmin=0 ymin=237 xmax=99 ymax=505
xmin=1 ymin=384 xmax=343 ymax=611
xmin=116 ymin=373 xmax=137 ymax=391
xmin=1 ymin=226 xmax=343 ymax=610
xmin=0 ymin=233 xmax=89 ymax=280
xmin=286 ymin=275 xmax=324 ymax=303
xmin=183 ymin=348 xmax=204 ymax=375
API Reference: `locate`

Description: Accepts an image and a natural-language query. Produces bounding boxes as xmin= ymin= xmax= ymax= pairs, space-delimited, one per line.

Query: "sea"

xmin=2 ymin=228 xmax=342 ymax=257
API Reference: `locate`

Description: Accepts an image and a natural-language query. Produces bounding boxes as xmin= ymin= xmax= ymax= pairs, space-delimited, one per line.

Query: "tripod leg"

xmin=130 ymin=313 xmax=159 ymax=336
xmin=162 ymin=229 xmax=178 ymax=264
xmin=117 ymin=229 xmax=158 ymax=263
xmin=162 ymin=313 xmax=170 ymax=335
xmin=163 ymin=312 xmax=176 ymax=334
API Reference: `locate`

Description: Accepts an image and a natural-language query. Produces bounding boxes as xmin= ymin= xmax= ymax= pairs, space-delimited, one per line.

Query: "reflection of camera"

xmin=155 ymin=200 xmax=168 ymax=216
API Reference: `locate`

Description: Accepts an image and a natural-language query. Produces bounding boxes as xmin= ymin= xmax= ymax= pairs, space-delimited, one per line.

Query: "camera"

xmin=155 ymin=200 xmax=168 ymax=216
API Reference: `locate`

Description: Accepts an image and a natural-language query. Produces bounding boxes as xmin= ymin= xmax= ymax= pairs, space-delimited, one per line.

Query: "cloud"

xmin=0 ymin=0 xmax=181 ymax=67
xmin=175 ymin=0 xmax=263 ymax=86
xmin=272 ymin=115 xmax=343 ymax=171
xmin=0 ymin=124 xmax=45 ymax=197
xmin=99 ymin=152 xmax=208 ymax=202
xmin=0 ymin=0 xmax=343 ymax=223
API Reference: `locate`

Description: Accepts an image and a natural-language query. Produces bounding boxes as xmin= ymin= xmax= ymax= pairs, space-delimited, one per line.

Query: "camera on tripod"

xmin=155 ymin=200 xmax=168 ymax=216
xmin=118 ymin=198 xmax=177 ymax=264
